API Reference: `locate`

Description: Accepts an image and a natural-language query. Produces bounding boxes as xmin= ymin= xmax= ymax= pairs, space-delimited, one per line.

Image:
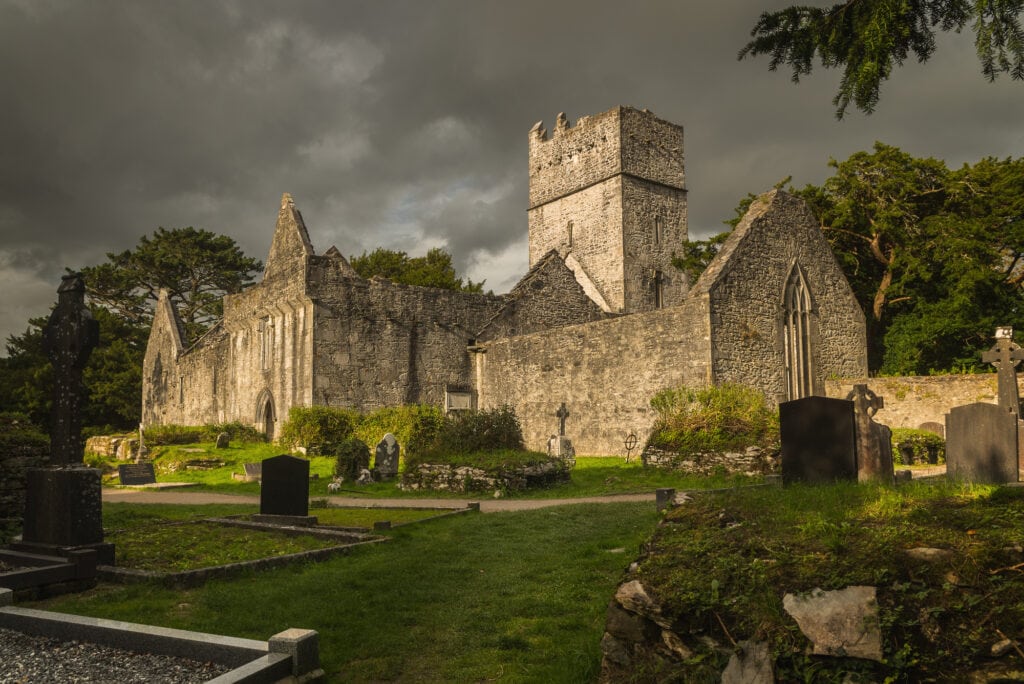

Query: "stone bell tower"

xmin=526 ymin=106 xmax=688 ymax=314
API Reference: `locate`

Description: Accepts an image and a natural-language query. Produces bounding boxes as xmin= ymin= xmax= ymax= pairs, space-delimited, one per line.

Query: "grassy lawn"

xmin=103 ymin=441 xmax=760 ymax=499
xmin=34 ymin=501 xmax=659 ymax=682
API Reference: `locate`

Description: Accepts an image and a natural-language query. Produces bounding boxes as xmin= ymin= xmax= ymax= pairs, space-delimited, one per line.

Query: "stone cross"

xmin=556 ymin=402 xmax=569 ymax=436
xmin=846 ymin=384 xmax=893 ymax=483
xmin=981 ymin=327 xmax=1024 ymax=415
xmin=42 ymin=273 xmax=99 ymax=466
xmin=847 ymin=383 xmax=883 ymax=418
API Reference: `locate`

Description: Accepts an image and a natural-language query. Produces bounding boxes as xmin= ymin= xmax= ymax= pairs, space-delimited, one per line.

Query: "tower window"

xmin=260 ymin=317 xmax=274 ymax=370
xmin=654 ymin=216 xmax=663 ymax=245
xmin=567 ymin=221 xmax=574 ymax=249
xmin=654 ymin=270 xmax=664 ymax=309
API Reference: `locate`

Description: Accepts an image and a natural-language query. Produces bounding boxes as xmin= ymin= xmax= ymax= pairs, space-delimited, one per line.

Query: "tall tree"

xmin=82 ymin=227 xmax=263 ymax=344
xmin=740 ymin=1 xmax=1024 ymax=118
xmin=350 ymin=247 xmax=485 ymax=293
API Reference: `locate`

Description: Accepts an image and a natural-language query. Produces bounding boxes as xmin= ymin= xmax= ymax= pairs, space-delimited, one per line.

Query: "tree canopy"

xmin=81 ymin=227 xmax=263 ymax=344
xmin=740 ymin=0 xmax=1024 ymax=117
xmin=350 ymin=247 xmax=485 ymax=293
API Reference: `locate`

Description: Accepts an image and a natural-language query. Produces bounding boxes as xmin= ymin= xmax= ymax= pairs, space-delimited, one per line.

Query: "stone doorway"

xmin=256 ymin=392 xmax=276 ymax=441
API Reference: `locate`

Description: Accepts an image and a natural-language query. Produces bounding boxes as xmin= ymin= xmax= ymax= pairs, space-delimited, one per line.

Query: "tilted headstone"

xmin=946 ymin=403 xmax=1019 ymax=484
xmin=846 ymin=384 xmax=894 ymax=483
xmin=215 ymin=432 xmax=230 ymax=449
xmin=780 ymin=396 xmax=857 ymax=484
xmin=260 ymin=455 xmax=310 ymax=516
xmin=374 ymin=433 xmax=400 ymax=479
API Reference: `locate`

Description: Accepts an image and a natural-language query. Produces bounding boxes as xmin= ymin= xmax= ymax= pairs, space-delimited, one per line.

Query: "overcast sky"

xmin=2 ymin=0 xmax=1022 ymax=350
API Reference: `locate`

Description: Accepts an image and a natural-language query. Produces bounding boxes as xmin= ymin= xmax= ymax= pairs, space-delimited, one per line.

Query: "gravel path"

xmin=0 ymin=628 xmax=231 ymax=683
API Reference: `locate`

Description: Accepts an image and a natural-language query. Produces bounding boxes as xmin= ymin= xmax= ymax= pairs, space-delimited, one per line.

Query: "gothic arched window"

xmin=783 ymin=266 xmax=813 ymax=400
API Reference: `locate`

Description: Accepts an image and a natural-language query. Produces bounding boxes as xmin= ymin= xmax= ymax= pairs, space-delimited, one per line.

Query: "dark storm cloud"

xmin=2 ymin=0 xmax=1022 ymax=347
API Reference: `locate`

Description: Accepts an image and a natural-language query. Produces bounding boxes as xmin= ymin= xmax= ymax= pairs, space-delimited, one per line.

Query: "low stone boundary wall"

xmin=400 ymin=460 xmax=571 ymax=494
xmin=641 ymin=446 xmax=778 ymax=476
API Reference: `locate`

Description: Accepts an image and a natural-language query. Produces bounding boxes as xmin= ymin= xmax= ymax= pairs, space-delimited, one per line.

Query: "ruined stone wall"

xmin=0 ymin=416 xmax=48 ymax=543
xmin=475 ymin=297 xmax=712 ymax=455
xmin=477 ymin=252 xmax=609 ymax=341
xmin=700 ymin=191 xmax=867 ymax=401
xmin=308 ymin=256 xmax=503 ymax=411
xmin=826 ymin=374 xmax=1024 ymax=432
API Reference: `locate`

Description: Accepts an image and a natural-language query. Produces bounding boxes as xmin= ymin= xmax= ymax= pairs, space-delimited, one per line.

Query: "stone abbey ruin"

xmin=142 ymin=106 xmax=868 ymax=454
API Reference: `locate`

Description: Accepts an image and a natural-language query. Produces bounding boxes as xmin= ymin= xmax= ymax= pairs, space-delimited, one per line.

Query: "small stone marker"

xmin=260 ymin=455 xmax=309 ymax=517
xmin=779 ymin=396 xmax=857 ymax=484
xmin=243 ymin=462 xmax=262 ymax=482
xmin=215 ymin=432 xmax=230 ymax=449
xmin=946 ymin=402 xmax=1019 ymax=483
xmin=981 ymin=326 xmax=1024 ymax=415
xmin=374 ymin=433 xmax=400 ymax=479
xmin=917 ymin=421 xmax=944 ymax=438
xmin=118 ymin=462 xmax=156 ymax=486
xmin=846 ymin=384 xmax=894 ymax=483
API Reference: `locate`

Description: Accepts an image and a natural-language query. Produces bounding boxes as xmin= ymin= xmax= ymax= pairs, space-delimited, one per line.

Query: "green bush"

xmin=353 ymin=404 xmax=444 ymax=456
xmin=891 ymin=428 xmax=946 ymax=465
xmin=407 ymin=406 xmax=525 ymax=467
xmin=645 ymin=383 xmax=778 ymax=455
xmin=278 ymin=406 xmax=359 ymax=452
xmin=205 ymin=421 xmax=266 ymax=443
xmin=0 ymin=412 xmax=48 ymax=451
xmin=405 ymin=406 xmax=448 ymax=458
xmin=334 ymin=437 xmax=371 ymax=480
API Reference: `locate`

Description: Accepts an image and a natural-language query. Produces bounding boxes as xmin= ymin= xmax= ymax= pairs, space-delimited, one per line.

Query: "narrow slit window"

xmin=654 ymin=270 xmax=664 ymax=309
xmin=654 ymin=216 xmax=663 ymax=245
xmin=567 ymin=220 xmax=574 ymax=249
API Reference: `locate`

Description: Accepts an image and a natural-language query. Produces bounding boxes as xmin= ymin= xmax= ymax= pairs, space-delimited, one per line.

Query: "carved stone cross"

xmin=847 ymin=383 xmax=883 ymax=418
xmin=556 ymin=402 xmax=569 ymax=436
xmin=846 ymin=384 xmax=892 ymax=483
xmin=42 ymin=273 xmax=99 ymax=466
xmin=981 ymin=327 xmax=1024 ymax=415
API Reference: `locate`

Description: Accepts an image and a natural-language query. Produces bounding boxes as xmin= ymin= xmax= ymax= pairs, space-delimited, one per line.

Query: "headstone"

xmin=981 ymin=327 xmax=1024 ymax=415
xmin=118 ymin=462 xmax=156 ymax=486
xmin=374 ymin=433 xmax=400 ymax=479
xmin=17 ymin=274 xmax=112 ymax=564
xmin=946 ymin=402 xmax=1019 ymax=483
xmin=215 ymin=432 xmax=230 ymax=449
xmin=846 ymin=384 xmax=894 ymax=483
xmin=356 ymin=468 xmax=374 ymax=485
xmin=260 ymin=455 xmax=309 ymax=516
xmin=779 ymin=396 xmax=857 ymax=484
xmin=917 ymin=421 xmax=944 ymax=438
xmin=243 ymin=462 xmax=262 ymax=482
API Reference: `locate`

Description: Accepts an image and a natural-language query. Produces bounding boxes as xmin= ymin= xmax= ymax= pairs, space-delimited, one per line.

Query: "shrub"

xmin=891 ymin=428 xmax=945 ymax=465
xmin=334 ymin=437 xmax=371 ymax=480
xmin=353 ymin=404 xmax=444 ymax=456
xmin=142 ymin=424 xmax=205 ymax=445
xmin=405 ymin=406 xmax=448 ymax=458
xmin=278 ymin=406 xmax=359 ymax=452
xmin=204 ymin=421 xmax=265 ymax=443
xmin=407 ymin=406 xmax=525 ymax=467
xmin=645 ymin=383 xmax=778 ymax=455
xmin=0 ymin=412 xmax=48 ymax=451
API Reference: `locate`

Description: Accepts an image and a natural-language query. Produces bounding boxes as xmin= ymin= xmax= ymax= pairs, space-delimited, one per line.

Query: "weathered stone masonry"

xmin=142 ymin=106 xmax=869 ymax=453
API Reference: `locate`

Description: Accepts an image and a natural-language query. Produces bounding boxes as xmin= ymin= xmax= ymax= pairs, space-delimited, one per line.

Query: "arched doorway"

xmin=256 ymin=391 xmax=276 ymax=441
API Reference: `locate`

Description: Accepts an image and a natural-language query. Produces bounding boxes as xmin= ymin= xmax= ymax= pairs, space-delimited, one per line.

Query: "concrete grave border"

xmin=0 ymin=588 xmax=323 ymax=682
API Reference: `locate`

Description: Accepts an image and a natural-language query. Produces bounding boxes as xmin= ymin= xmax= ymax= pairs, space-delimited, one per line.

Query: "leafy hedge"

xmin=0 ymin=412 xmax=48 ymax=451
xmin=645 ymin=383 xmax=778 ymax=455
xmin=891 ymin=428 xmax=946 ymax=465
xmin=334 ymin=437 xmax=371 ymax=479
xmin=406 ymin=406 xmax=525 ymax=468
xmin=143 ymin=422 xmax=266 ymax=445
xmin=277 ymin=406 xmax=360 ymax=454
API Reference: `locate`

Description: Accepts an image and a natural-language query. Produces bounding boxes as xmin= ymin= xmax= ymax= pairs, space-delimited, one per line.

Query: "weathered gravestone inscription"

xmin=118 ymin=462 xmax=156 ymax=486
xmin=19 ymin=274 xmax=113 ymax=563
xmin=260 ymin=455 xmax=309 ymax=517
xmin=946 ymin=403 xmax=1019 ymax=484
xmin=846 ymin=384 xmax=894 ymax=483
xmin=780 ymin=397 xmax=857 ymax=484
xmin=374 ymin=433 xmax=400 ymax=479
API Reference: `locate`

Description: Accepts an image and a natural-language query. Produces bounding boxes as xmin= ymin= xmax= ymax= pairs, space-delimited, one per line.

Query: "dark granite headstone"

xmin=780 ymin=396 xmax=857 ymax=484
xmin=21 ymin=469 xmax=104 ymax=546
xmin=215 ymin=432 xmax=230 ymax=449
xmin=374 ymin=433 xmax=400 ymax=479
xmin=118 ymin=462 xmax=156 ymax=486
xmin=260 ymin=455 xmax=309 ymax=516
xmin=946 ymin=402 xmax=1019 ymax=484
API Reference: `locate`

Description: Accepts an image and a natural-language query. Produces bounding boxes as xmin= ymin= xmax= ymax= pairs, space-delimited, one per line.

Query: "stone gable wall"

xmin=475 ymin=297 xmax=712 ymax=455
xmin=477 ymin=253 xmax=609 ymax=341
xmin=308 ymin=257 xmax=503 ymax=411
xmin=702 ymin=191 xmax=867 ymax=398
